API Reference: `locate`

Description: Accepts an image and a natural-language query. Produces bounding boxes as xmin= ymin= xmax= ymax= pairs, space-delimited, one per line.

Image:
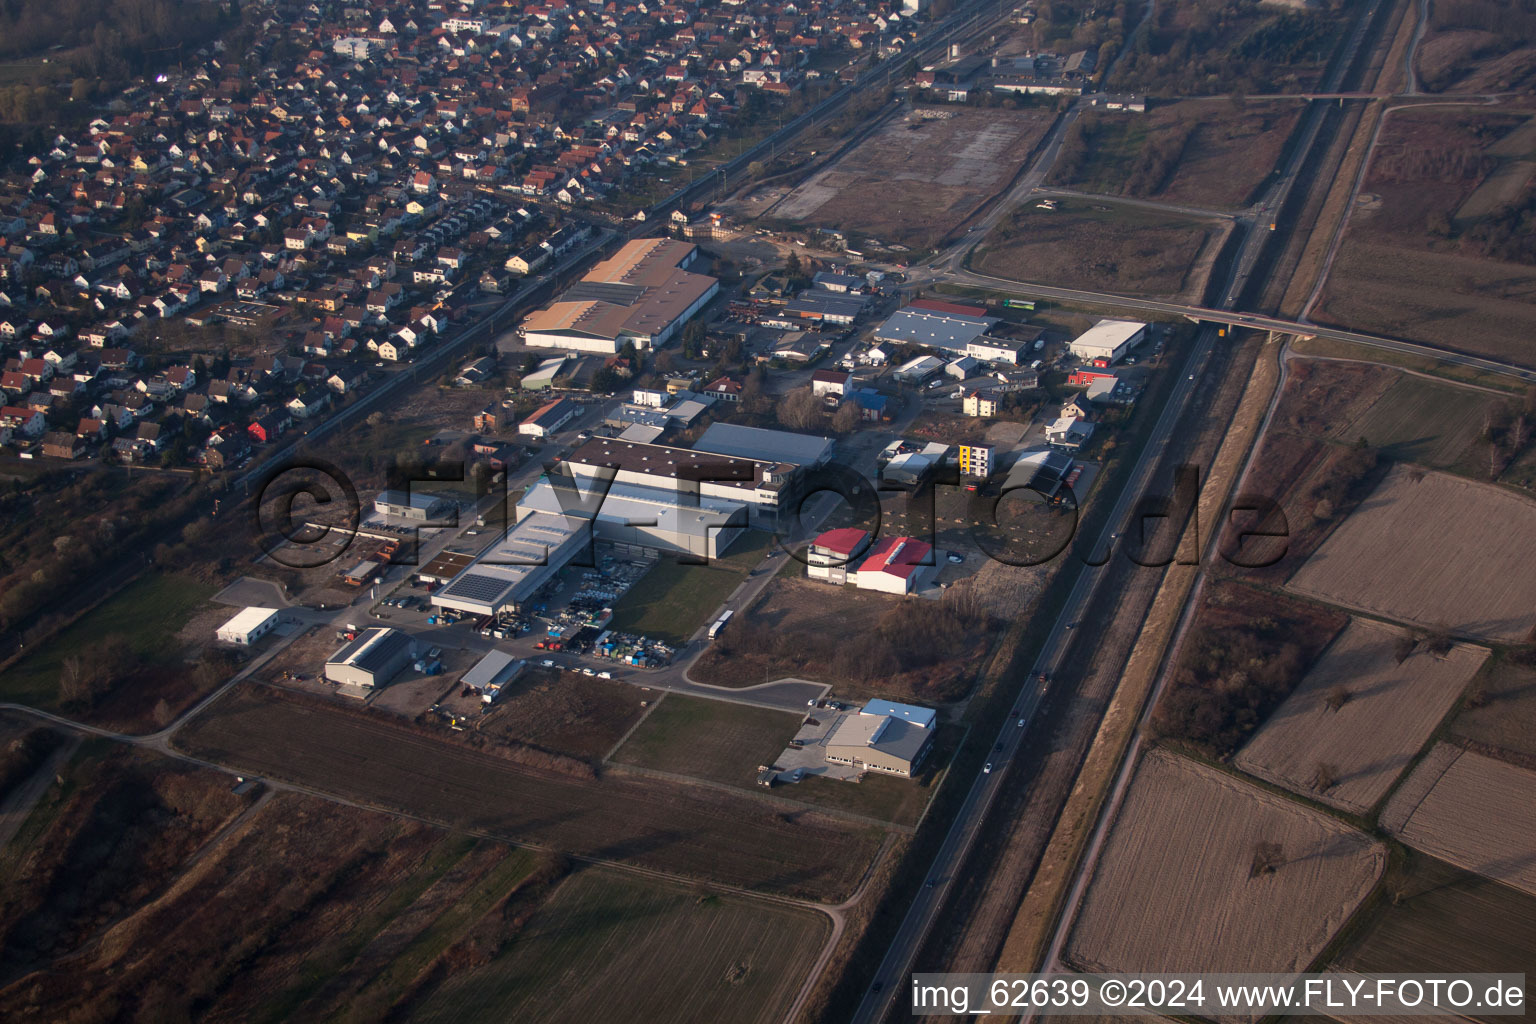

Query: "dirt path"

xmin=0 ymin=734 xmax=80 ymax=851
xmin=992 ymin=335 xmax=1286 ymax=1017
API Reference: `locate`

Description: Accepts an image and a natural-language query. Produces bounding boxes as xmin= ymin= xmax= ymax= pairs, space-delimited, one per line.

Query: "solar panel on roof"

xmin=444 ymin=572 xmax=515 ymax=602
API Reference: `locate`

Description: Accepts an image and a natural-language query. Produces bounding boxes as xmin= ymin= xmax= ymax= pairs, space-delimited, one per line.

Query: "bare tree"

xmin=1324 ymin=684 xmax=1351 ymax=712
xmin=831 ymin=400 xmax=862 ymax=434
xmin=1250 ymin=840 xmax=1284 ymax=878
xmin=1312 ymin=763 xmax=1338 ymax=792
xmin=777 ymin=386 xmax=821 ymax=431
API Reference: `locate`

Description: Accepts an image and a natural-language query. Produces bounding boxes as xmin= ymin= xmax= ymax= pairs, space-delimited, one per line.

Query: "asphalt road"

xmin=849 ymin=1 xmax=1406 ymax=1006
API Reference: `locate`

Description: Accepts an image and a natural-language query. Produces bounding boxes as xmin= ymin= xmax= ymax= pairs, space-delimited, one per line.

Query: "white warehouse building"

xmin=1068 ymin=319 xmax=1147 ymax=364
xmin=324 ymin=627 xmax=417 ymax=689
xmin=215 ymin=606 xmax=281 ymax=646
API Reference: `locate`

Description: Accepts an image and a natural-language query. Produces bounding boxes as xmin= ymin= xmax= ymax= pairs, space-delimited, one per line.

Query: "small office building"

xmin=215 ymin=606 xmax=280 ymax=645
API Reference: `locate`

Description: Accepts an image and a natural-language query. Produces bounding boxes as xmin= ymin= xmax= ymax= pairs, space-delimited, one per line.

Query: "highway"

xmin=851 ymin=0 xmax=1428 ymax=1015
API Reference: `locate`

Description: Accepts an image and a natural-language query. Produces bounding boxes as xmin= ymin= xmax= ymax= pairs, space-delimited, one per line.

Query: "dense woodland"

xmin=1108 ymin=0 xmax=1342 ymax=95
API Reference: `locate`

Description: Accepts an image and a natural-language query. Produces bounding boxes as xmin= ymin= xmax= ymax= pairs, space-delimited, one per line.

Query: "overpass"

xmin=940 ymin=266 xmax=1536 ymax=384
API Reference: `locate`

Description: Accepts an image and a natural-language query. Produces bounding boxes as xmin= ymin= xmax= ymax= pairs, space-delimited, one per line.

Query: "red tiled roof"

xmin=908 ymin=298 xmax=987 ymax=317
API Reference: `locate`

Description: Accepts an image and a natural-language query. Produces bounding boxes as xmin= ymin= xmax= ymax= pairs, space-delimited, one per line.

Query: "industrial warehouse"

xmin=560 ymin=434 xmax=821 ymax=515
xmin=805 ymin=527 xmax=939 ymax=595
xmin=430 ymin=509 xmax=587 ymax=618
xmin=517 ymin=476 xmax=748 ymax=561
xmin=324 ymin=627 xmax=417 ymax=690
xmin=519 ymin=238 xmax=719 ymax=353
xmin=823 ymin=700 xmax=937 ymax=777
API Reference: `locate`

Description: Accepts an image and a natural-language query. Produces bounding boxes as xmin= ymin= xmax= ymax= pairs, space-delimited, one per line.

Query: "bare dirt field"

xmin=474 ymin=669 xmax=650 ymax=762
xmin=1449 ymin=656 xmax=1536 ymax=762
xmin=1234 ymin=618 xmax=1487 ymax=815
xmin=1049 ymin=99 xmax=1303 ymax=210
xmin=173 ymin=685 xmax=882 ymax=900
xmin=1337 ymin=852 xmax=1536 ymax=1011
xmin=1066 ymin=749 xmax=1385 ymax=977
xmin=690 ymin=576 xmax=999 ymax=705
xmin=1381 ymin=743 xmax=1536 ymax=896
xmin=768 ymin=106 xmax=1053 ymax=248
xmin=973 ymin=197 xmax=1226 ymax=301
xmin=407 ymin=867 xmax=828 ymax=1024
xmin=1285 ymin=466 xmax=1536 ymax=641
xmin=1314 ymin=108 xmax=1536 ymax=364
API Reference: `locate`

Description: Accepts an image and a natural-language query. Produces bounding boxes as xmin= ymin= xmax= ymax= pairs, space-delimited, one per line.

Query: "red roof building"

xmin=907 ymin=298 xmax=988 ymax=318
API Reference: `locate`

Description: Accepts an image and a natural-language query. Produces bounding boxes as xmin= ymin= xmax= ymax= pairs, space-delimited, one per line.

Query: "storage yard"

xmin=1381 ymin=743 xmax=1536 ymax=897
xmin=1286 ymin=466 xmax=1536 ymax=641
xmin=1234 ymin=618 xmax=1488 ymax=814
xmin=1066 ymin=749 xmax=1385 ymax=976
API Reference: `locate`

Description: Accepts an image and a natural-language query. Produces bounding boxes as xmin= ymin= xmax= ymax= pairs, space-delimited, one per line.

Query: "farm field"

xmin=1313 ymin=108 xmax=1536 ymax=365
xmin=1234 ymin=618 xmax=1487 ymax=815
xmin=690 ymin=576 xmax=995 ymax=705
xmin=769 ymin=106 xmax=1053 ymax=249
xmin=1448 ymin=656 xmax=1536 ymax=761
xmin=1285 ymin=466 xmax=1536 ymax=641
xmin=612 ymin=693 xmax=802 ymax=785
xmin=1380 ymin=743 xmax=1536 ymax=896
xmin=407 ymin=867 xmax=828 ymax=1024
xmin=1336 ymin=853 xmax=1536 ymax=1005
xmin=173 ymin=685 xmax=881 ymax=900
xmin=1066 ymin=749 xmax=1385 ymax=975
xmin=972 ymin=197 xmax=1226 ymax=301
xmin=1047 ymin=99 xmax=1303 ymax=210
xmin=1341 ymin=375 xmax=1505 ymax=471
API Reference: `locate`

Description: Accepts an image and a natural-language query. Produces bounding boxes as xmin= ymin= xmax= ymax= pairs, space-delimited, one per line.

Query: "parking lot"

xmin=772 ymin=702 xmax=863 ymax=783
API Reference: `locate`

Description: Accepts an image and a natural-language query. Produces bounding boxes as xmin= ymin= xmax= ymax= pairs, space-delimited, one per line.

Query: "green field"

xmin=607 ymin=530 xmax=771 ymax=645
xmin=407 ymin=868 xmax=828 ymax=1024
xmin=613 ymin=693 xmax=801 ymax=783
xmin=0 ymin=572 xmax=215 ymax=707
xmin=1343 ymin=376 xmax=1504 ymax=469
xmin=1338 ymin=853 xmax=1536 ymax=1009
